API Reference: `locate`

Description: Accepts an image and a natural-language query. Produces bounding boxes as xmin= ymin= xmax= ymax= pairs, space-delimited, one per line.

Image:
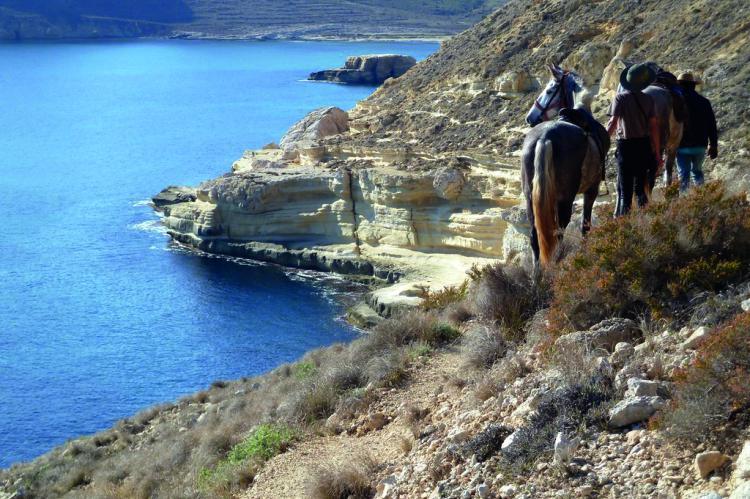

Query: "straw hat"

xmin=677 ymin=71 xmax=702 ymax=84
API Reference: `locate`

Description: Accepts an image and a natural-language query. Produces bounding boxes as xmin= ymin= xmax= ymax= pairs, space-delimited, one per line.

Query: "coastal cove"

xmin=0 ymin=39 xmax=438 ymax=468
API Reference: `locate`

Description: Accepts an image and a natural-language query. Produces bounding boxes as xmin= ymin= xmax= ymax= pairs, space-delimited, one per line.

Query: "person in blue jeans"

xmin=676 ymin=72 xmax=718 ymax=191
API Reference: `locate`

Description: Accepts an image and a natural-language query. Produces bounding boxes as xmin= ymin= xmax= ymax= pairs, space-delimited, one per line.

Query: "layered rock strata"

xmin=309 ymin=55 xmax=417 ymax=85
xmin=155 ymin=107 xmax=528 ymax=308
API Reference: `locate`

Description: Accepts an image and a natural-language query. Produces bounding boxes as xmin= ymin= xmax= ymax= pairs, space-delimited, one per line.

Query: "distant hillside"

xmin=0 ymin=0 xmax=505 ymax=40
xmin=0 ymin=0 xmax=193 ymax=23
xmin=0 ymin=0 xmax=192 ymax=39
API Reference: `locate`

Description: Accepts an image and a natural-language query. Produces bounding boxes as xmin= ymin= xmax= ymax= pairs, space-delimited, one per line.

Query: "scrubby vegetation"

xmin=197 ymin=424 xmax=296 ymax=497
xmin=5 ymin=183 xmax=750 ymax=497
xmin=550 ymin=183 xmax=750 ymax=331
xmin=0 ymin=294 xmax=467 ymax=498
xmin=660 ymin=312 xmax=750 ymax=443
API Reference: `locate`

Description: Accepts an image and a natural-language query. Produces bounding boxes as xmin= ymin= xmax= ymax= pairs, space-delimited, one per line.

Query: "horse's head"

xmin=525 ymin=64 xmax=583 ymax=127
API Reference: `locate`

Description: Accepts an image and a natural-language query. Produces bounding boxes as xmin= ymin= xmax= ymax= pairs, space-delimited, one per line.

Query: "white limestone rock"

xmin=735 ymin=441 xmax=750 ymax=480
xmin=695 ymin=451 xmax=730 ymax=479
xmin=625 ymin=378 xmax=662 ymax=398
xmin=280 ymin=106 xmax=349 ymax=161
xmin=682 ymin=326 xmax=713 ymax=350
xmin=553 ymin=432 xmax=580 ymax=467
xmin=608 ymin=396 xmax=666 ymax=428
xmin=375 ymin=475 xmax=398 ymax=499
xmin=730 ymin=481 xmax=750 ymax=499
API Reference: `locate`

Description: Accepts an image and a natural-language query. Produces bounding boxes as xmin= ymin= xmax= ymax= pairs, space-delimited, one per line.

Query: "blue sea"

xmin=0 ymin=39 xmax=438 ymax=468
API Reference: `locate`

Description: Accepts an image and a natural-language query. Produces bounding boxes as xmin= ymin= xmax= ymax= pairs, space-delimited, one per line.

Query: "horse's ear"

xmin=548 ymin=63 xmax=564 ymax=80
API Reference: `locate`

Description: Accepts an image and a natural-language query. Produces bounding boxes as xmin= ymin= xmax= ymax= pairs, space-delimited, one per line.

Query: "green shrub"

xmin=550 ymin=183 xmax=750 ymax=331
xmin=430 ymin=322 xmax=461 ymax=343
xmin=419 ymin=281 xmax=468 ymax=311
xmin=198 ymin=424 xmax=296 ymax=494
xmin=659 ymin=312 xmax=750 ymax=442
xmin=226 ymin=424 xmax=295 ymax=463
xmin=366 ymin=310 xmax=460 ymax=352
xmin=407 ymin=342 xmax=433 ymax=361
xmin=294 ymin=361 xmax=317 ymax=380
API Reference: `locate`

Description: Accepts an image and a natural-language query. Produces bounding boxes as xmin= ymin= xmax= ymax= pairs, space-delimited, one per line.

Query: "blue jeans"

xmin=676 ymin=147 xmax=706 ymax=191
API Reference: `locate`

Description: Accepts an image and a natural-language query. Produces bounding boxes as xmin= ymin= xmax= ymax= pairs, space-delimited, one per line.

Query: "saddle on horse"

xmin=558 ymin=107 xmax=608 ymax=178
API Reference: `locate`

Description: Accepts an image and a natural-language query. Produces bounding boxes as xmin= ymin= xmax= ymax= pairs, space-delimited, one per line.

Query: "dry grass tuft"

xmin=460 ymin=323 xmax=508 ymax=369
xmin=308 ymin=455 xmax=378 ymax=499
xmin=468 ymin=263 xmax=549 ymax=335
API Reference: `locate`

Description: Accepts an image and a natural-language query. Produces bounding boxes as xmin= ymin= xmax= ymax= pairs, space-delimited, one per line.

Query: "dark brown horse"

xmin=522 ymin=106 xmax=611 ymax=265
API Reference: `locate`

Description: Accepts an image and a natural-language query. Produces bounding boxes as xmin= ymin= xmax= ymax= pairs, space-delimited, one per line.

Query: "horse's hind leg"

xmin=557 ymin=200 xmax=573 ymax=238
xmin=582 ymin=185 xmax=598 ymax=236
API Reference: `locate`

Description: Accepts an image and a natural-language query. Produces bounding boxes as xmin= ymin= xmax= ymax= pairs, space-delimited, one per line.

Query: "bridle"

xmin=534 ymin=72 xmax=571 ymax=119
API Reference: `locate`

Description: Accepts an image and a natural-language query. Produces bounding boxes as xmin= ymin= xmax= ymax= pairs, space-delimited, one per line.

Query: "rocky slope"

xmin=0 ymin=0 xmax=505 ymax=40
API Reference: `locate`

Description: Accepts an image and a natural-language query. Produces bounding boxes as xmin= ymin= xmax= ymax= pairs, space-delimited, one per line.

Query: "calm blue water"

xmin=0 ymin=40 xmax=438 ymax=467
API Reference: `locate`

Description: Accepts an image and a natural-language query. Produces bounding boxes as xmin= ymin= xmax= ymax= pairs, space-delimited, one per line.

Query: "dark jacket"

xmin=679 ymin=88 xmax=718 ymax=149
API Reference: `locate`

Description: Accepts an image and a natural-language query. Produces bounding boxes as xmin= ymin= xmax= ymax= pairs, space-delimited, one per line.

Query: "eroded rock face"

xmin=564 ymin=42 xmax=616 ymax=86
xmin=280 ymin=107 xmax=349 ymax=161
xmin=152 ymin=186 xmax=197 ymax=208
xmin=160 ymin=152 xmax=526 ymax=276
xmin=494 ymin=70 xmax=539 ymax=97
xmin=159 ymin=101 xmax=527 ymax=282
xmin=309 ymin=55 xmax=417 ymax=85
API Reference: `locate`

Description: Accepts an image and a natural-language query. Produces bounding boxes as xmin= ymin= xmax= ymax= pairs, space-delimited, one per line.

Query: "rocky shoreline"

xmin=151 ymin=103 xmax=527 ymax=318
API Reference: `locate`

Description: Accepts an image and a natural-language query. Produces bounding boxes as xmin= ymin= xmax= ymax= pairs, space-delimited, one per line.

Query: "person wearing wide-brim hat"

xmin=607 ymin=63 xmax=662 ymax=216
xmin=674 ymin=71 xmax=717 ymax=192
xmin=677 ymin=71 xmax=703 ymax=84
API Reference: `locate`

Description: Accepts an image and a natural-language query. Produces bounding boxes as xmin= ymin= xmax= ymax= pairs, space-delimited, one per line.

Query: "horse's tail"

xmin=532 ymin=139 xmax=557 ymax=266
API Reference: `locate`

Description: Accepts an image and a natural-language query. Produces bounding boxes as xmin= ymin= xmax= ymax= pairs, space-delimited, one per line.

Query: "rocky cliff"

xmin=309 ymin=55 xmax=417 ymax=85
xmin=156 ymin=103 xmax=527 ymax=312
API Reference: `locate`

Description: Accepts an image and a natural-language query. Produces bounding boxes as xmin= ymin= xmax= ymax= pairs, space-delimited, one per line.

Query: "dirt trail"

xmin=243 ymin=351 xmax=462 ymax=499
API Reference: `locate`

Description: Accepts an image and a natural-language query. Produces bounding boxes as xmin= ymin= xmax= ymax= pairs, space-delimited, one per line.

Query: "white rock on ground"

xmin=498 ymin=484 xmax=517 ymax=498
xmin=626 ymin=378 xmax=661 ymax=397
xmin=501 ymin=430 xmax=522 ymax=453
xmin=735 ymin=441 xmax=750 ymax=480
xmin=682 ymin=326 xmax=712 ymax=350
xmin=556 ymin=318 xmax=642 ymax=353
xmin=375 ymin=475 xmax=398 ymax=499
xmin=730 ymin=481 xmax=750 ymax=499
xmin=695 ymin=451 xmax=730 ymax=479
xmin=608 ymin=396 xmax=666 ymax=428
xmin=553 ymin=432 xmax=580 ymax=467
xmin=610 ymin=341 xmax=635 ymax=366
